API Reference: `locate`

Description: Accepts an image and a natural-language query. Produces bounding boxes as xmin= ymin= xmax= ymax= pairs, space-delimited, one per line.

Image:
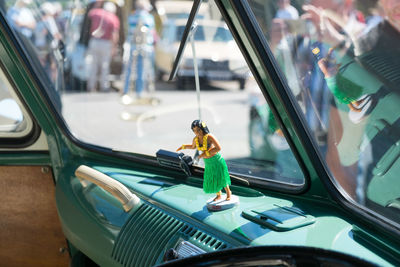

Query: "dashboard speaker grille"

xmin=111 ymin=203 xmax=184 ymax=267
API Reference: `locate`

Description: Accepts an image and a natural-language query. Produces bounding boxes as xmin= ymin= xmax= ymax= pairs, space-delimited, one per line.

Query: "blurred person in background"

xmin=86 ymin=1 xmax=120 ymax=92
xmin=123 ymin=0 xmax=156 ymax=99
xmin=34 ymin=2 xmax=62 ymax=80
xmin=302 ymin=0 xmax=368 ymax=120
xmin=6 ymin=0 xmax=36 ymax=41
xmin=268 ymin=18 xmax=303 ymax=104
xmin=275 ymin=0 xmax=299 ymax=20
xmin=269 ymin=15 xmax=331 ymax=147
xmin=52 ymin=2 xmax=66 ymax=36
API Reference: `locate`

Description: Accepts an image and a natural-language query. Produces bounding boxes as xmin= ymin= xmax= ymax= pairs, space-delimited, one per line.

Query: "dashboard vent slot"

xmin=179 ymin=225 xmax=227 ymax=251
xmin=112 ymin=203 xmax=184 ymax=267
xmin=180 ymin=225 xmax=197 ymax=237
xmin=190 ymin=230 xmax=228 ymax=251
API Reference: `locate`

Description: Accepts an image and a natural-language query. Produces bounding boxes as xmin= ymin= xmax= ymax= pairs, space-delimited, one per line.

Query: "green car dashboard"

xmin=1 ymin=0 xmax=400 ymax=266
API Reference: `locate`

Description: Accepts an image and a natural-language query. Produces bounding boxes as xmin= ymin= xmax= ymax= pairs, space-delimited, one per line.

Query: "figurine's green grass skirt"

xmin=203 ymin=153 xmax=231 ymax=193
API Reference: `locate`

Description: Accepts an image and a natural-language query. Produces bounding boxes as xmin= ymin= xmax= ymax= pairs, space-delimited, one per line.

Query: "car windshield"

xmin=246 ymin=0 xmax=400 ymax=224
xmin=1 ymin=0 xmax=307 ymax=193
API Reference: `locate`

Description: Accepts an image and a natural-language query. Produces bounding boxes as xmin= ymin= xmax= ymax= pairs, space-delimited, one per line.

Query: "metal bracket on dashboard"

xmin=156 ymin=149 xmax=193 ymax=177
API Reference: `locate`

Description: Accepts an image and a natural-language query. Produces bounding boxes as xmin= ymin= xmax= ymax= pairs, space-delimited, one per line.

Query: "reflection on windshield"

xmin=247 ymin=0 xmax=400 ymax=223
xmin=3 ymin=0 xmax=304 ymax=187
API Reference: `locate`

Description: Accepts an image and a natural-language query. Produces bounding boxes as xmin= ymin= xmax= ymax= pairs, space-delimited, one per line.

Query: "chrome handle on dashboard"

xmin=75 ymin=165 xmax=140 ymax=212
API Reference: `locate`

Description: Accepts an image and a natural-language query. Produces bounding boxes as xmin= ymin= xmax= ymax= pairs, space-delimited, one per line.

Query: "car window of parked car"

xmin=176 ymin=25 xmax=205 ymax=42
xmin=2 ymin=0 xmax=305 ymax=189
xmin=212 ymin=25 xmax=233 ymax=42
xmin=246 ymin=0 xmax=400 ymax=224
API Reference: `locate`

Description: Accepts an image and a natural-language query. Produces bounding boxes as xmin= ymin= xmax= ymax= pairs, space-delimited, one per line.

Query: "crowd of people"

xmin=78 ymin=0 xmax=157 ymax=96
xmin=5 ymin=0 xmax=64 ymax=84
xmin=4 ymin=0 xmax=157 ymax=96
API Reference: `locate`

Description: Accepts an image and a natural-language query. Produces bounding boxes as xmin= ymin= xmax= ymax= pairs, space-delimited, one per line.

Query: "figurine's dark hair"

xmin=191 ymin=120 xmax=210 ymax=134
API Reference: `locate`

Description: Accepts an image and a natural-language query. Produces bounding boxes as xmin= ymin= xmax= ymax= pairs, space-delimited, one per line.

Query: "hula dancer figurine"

xmin=177 ymin=120 xmax=232 ymax=201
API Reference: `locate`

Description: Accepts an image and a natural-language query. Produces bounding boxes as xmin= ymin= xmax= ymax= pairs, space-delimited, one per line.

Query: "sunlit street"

xmin=62 ymin=79 xmax=257 ymax=159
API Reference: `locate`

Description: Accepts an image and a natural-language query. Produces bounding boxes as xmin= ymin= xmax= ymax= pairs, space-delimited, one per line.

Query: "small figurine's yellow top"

xmin=195 ymin=134 xmax=210 ymax=156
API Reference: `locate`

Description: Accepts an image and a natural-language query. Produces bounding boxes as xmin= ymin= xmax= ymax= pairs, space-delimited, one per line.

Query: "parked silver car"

xmin=155 ymin=19 xmax=250 ymax=89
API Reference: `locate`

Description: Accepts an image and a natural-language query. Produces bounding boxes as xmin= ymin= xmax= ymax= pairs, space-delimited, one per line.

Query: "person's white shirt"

xmin=275 ymin=5 xmax=299 ymax=20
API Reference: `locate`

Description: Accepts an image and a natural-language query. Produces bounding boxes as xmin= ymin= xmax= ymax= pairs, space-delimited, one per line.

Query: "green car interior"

xmin=0 ymin=0 xmax=400 ymax=266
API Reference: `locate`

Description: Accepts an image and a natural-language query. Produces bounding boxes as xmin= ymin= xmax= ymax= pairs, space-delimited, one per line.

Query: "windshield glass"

xmin=246 ymin=0 xmax=400 ymax=224
xmin=1 ymin=0 xmax=304 ymax=187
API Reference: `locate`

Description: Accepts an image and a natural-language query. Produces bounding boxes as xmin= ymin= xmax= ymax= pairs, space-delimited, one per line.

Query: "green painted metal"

xmin=57 ymin=164 xmax=395 ymax=266
xmin=0 ymin=152 xmax=51 ymax=165
xmin=352 ymin=225 xmax=400 ymax=263
xmin=242 ymin=204 xmax=315 ymax=231
xmin=56 ymin=166 xmax=119 ymax=266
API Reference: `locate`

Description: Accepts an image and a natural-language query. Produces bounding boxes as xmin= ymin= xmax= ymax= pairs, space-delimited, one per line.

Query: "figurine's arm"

xmin=199 ymin=134 xmax=221 ymax=158
xmin=177 ymin=138 xmax=196 ymax=151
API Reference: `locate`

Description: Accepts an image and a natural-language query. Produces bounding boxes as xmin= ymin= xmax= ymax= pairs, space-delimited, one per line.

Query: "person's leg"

xmin=99 ymin=40 xmax=112 ymax=92
xmin=136 ymin=53 xmax=144 ymax=97
xmin=86 ymin=40 xmax=98 ymax=92
xmin=123 ymin=44 xmax=135 ymax=95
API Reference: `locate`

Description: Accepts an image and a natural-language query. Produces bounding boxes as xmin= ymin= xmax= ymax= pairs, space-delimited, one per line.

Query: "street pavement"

xmin=61 ymin=79 xmax=259 ymax=161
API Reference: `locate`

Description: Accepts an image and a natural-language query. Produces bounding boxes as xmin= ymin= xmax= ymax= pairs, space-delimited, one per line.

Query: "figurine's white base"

xmin=206 ymin=195 xmax=239 ymax=211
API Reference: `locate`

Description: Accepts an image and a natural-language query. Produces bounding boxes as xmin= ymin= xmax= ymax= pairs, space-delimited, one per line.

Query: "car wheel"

xmin=239 ymin=78 xmax=246 ymax=90
xmin=176 ymin=77 xmax=187 ymax=90
xmin=156 ymin=68 xmax=165 ymax=81
xmin=70 ymin=76 xmax=87 ymax=92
